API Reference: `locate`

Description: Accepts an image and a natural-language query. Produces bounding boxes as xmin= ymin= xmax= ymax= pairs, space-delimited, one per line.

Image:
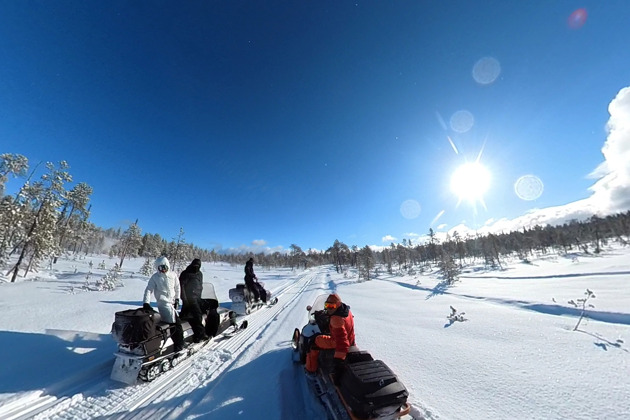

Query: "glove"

xmin=174 ymin=299 xmax=180 ymax=310
xmin=305 ymin=334 xmax=320 ymax=352
xmin=142 ymin=303 xmax=153 ymax=311
xmin=333 ymin=358 xmax=345 ymax=386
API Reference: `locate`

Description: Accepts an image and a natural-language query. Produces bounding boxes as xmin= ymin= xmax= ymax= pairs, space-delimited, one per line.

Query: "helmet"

xmin=325 ymin=293 xmax=342 ymax=310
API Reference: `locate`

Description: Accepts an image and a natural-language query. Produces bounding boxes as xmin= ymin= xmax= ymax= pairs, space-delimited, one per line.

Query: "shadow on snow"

xmin=0 ymin=329 xmax=118 ymax=395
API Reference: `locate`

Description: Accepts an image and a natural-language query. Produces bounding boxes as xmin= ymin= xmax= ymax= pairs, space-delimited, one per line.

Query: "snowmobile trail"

xmin=9 ymin=269 xmax=318 ymax=420
xmin=142 ymin=269 xmax=324 ymax=420
xmin=0 ymin=360 xmax=114 ymax=420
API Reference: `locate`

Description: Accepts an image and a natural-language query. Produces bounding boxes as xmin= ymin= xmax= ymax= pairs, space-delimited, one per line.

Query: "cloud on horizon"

xmin=382 ymin=235 xmax=397 ymax=243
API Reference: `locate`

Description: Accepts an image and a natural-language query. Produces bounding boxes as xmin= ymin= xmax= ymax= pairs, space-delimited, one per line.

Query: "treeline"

xmin=3 ymin=153 xmax=629 ymax=283
xmin=0 ymin=154 xmax=312 ymax=281
xmin=320 ymin=213 xmax=630 ymax=282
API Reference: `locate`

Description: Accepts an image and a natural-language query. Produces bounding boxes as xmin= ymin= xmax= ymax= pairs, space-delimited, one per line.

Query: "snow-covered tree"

xmin=139 ymin=233 xmax=163 ymax=258
xmin=169 ymin=228 xmax=188 ymax=273
xmin=7 ymin=161 xmax=72 ymax=282
xmin=115 ymin=220 xmax=143 ymax=269
xmin=139 ymin=258 xmax=153 ymax=276
xmin=327 ymin=239 xmax=350 ymax=273
xmin=0 ymin=154 xmax=30 ymax=267
xmin=96 ymin=262 xmax=123 ymax=291
xmin=0 ymin=153 xmax=29 ymax=196
xmin=57 ymin=182 xmax=93 ymax=249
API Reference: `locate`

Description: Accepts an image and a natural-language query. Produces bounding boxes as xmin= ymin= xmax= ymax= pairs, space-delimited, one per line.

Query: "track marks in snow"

xmin=7 ymin=269 xmax=336 ymax=420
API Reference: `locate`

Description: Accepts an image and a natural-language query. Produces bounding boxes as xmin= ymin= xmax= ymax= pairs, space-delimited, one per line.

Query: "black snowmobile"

xmin=228 ymin=281 xmax=278 ymax=315
xmin=110 ymin=283 xmax=244 ymax=384
xmin=292 ymin=295 xmax=413 ymax=420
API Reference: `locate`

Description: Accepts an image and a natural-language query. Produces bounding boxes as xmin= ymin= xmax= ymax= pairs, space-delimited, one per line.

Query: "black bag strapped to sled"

xmin=112 ymin=307 xmax=161 ymax=344
xmin=338 ymin=358 xmax=409 ymax=419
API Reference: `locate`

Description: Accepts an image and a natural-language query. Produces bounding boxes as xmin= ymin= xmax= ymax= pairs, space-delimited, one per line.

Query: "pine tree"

xmin=169 ymin=228 xmax=188 ymax=273
xmin=0 ymin=153 xmax=29 ymax=196
xmin=8 ymin=161 xmax=72 ymax=282
xmin=359 ymin=245 xmax=375 ymax=281
xmin=0 ymin=154 xmax=29 ymax=267
xmin=139 ymin=258 xmax=153 ymax=276
xmin=57 ymin=182 xmax=93 ymax=249
xmin=117 ymin=220 xmax=143 ymax=269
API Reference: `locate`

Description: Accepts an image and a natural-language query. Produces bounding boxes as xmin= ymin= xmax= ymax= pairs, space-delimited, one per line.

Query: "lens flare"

xmin=568 ymin=8 xmax=587 ymax=29
xmin=400 ymin=199 xmax=422 ymax=219
xmin=472 ymin=57 xmax=501 ymax=85
xmin=450 ymin=110 xmax=474 ymax=133
xmin=514 ymin=175 xmax=544 ymax=201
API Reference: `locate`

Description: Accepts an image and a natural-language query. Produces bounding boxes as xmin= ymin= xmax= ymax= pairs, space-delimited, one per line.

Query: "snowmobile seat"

xmin=320 ymin=346 xmax=372 ymax=373
xmin=346 ymin=348 xmax=374 ymax=364
xmin=338 ymin=359 xmax=409 ymax=419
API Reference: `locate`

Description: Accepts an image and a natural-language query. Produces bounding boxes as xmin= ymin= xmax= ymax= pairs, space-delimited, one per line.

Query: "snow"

xmin=0 ymin=249 xmax=628 ymax=420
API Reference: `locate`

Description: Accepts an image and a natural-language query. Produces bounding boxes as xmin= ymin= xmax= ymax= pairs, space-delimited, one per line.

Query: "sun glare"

xmin=450 ymin=162 xmax=491 ymax=204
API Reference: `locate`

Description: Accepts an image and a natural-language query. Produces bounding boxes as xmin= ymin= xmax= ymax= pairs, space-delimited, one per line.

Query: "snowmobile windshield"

xmin=309 ymin=295 xmax=332 ymax=333
xmin=309 ymin=295 xmax=329 ymax=319
xmin=201 ymin=282 xmax=218 ymax=301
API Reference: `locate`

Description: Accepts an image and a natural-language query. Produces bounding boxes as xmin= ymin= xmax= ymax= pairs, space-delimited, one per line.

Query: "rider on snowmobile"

xmin=305 ymin=293 xmax=355 ymax=384
xmin=244 ymin=257 xmax=267 ymax=303
xmin=179 ymin=258 xmax=209 ymax=343
xmin=143 ymin=256 xmax=186 ymax=352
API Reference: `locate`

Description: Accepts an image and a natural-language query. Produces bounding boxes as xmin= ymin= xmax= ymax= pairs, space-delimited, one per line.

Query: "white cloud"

xmin=587 ymin=86 xmax=630 ymax=213
xmin=473 ymin=86 xmax=630 ymax=236
xmin=214 ymin=239 xmax=287 ymax=255
xmin=382 ymin=235 xmax=397 ymax=243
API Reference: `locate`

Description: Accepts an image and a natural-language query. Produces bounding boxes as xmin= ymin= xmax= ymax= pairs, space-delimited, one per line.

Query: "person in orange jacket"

xmin=305 ymin=293 xmax=355 ymax=384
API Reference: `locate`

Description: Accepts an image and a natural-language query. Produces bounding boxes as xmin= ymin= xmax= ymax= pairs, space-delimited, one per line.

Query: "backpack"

xmin=112 ymin=307 xmax=160 ymax=344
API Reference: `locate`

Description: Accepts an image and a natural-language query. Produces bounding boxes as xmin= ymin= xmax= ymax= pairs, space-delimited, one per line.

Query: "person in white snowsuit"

xmin=143 ymin=256 xmax=185 ymax=351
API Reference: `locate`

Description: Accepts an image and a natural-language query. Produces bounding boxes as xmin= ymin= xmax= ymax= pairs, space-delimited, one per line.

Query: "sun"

xmin=450 ymin=162 xmax=491 ymax=205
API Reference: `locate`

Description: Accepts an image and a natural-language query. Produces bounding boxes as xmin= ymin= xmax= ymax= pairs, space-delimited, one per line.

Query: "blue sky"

xmin=2 ymin=1 xmax=630 ymax=253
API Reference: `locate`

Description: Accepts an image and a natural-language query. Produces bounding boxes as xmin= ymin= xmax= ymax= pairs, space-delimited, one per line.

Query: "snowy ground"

xmin=0 ymin=249 xmax=628 ymax=420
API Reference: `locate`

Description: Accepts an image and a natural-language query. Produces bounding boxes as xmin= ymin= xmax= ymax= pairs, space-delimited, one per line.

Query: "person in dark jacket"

xmin=244 ymin=257 xmax=266 ymax=303
xmin=305 ymin=293 xmax=355 ymax=385
xmin=179 ymin=258 xmax=209 ymax=342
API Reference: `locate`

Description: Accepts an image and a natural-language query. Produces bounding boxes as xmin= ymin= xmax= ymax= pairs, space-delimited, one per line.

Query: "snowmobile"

xmin=110 ymin=283 xmax=244 ymax=385
xmin=228 ymin=281 xmax=278 ymax=315
xmin=291 ymin=295 xmax=413 ymax=420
